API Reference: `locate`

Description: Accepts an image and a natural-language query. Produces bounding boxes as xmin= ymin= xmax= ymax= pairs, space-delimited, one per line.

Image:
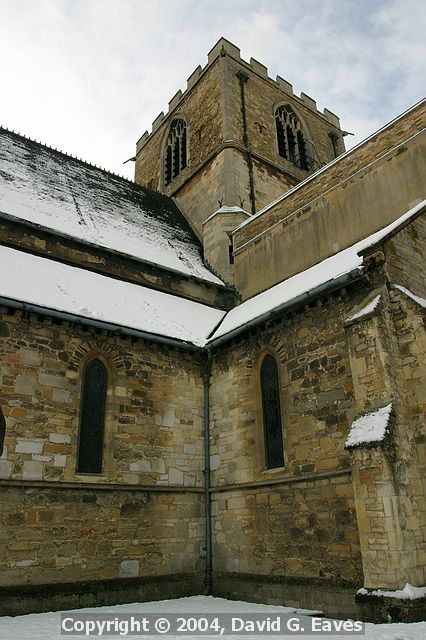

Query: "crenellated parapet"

xmin=136 ymin=37 xmax=341 ymax=153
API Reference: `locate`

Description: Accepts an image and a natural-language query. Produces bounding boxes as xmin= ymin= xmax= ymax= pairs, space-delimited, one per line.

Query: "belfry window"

xmin=260 ymin=354 xmax=284 ymax=469
xmin=275 ymin=105 xmax=309 ymax=170
xmin=77 ymin=359 xmax=107 ymax=474
xmin=164 ymin=118 xmax=187 ymax=185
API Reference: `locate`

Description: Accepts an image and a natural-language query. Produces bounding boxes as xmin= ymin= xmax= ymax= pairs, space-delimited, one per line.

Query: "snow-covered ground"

xmin=0 ymin=595 xmax=425 ymax=639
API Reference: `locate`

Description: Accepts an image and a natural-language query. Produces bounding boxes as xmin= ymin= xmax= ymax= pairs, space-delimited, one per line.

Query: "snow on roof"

xmin=0 ymin=245 xmax=225 ymax=348
xmin=0 ymin=128 xmax=223 ymax=286
xmin=395 ymin=284 xmax=426 ymax=309
xmin=209 ymin=201 xmax=425 ymax=344
xmin=203 ymin=205 xmax=250 ymax=226
xmin=345 ymin=404 xmax=393 ymax=448
xmin=345 ymin=294 xmax=381 ymax=324
xmin=358 ymin=583 xmax=426 ymax=600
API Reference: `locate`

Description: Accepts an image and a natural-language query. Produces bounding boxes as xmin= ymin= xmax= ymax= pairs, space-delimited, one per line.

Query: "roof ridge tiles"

xmin=0 ymin=125 xmax=133 ymax=184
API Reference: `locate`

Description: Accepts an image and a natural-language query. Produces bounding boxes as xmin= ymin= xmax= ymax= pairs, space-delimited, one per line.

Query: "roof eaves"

xmin=207 ymin=266 xmax=364 ymax=348
xmin=0 ymin=209 xmax=227 ymax=290
xmin=0 ymin=295 xmax=202 ymax=352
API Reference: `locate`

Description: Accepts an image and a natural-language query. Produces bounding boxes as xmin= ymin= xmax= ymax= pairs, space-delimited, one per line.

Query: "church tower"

xmin=134 ymin=38 xmax=345 ymax=284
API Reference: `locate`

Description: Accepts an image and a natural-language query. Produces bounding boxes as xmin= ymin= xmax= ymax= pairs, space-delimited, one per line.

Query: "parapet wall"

xmin=136 ymin=37 xmax=341 ymax=154
xmin=232 ymin=99 xmax=426 ymax=300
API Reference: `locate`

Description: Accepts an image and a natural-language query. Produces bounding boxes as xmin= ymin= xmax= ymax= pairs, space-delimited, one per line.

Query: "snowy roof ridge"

xmin=0 ymin=125 xmax=133 ymax=183
xmin=235 ymin=97 xmax=426 ymax=232
xmin=345 ymin=403 xmax=393 ymax=449
xmin=394 ymin=284 xmax=426 ymax=309
xmin=345 ymin=294 xmax=382 ymax=324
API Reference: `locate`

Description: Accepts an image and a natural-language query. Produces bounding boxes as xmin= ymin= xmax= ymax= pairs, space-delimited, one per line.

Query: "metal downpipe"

xmin=203 ymin=349 xmax=213 ymax=595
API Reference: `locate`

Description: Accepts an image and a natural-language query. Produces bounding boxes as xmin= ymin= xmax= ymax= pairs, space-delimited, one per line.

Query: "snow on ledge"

xmin=345 ymin=403 xmax=393 ymax=448
xmin=395 ymin=284 xmax=426 ymax=309
xmin=345 ymin=294 xmax=381 ymax=324
xmin=358 ymin=583 xmax=426 ymax=600
xmin=203 ymin=206 xmax=250 ymax=225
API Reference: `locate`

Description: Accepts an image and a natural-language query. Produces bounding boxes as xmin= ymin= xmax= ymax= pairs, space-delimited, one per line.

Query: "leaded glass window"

xmin=77 ymin=359 xmax=107 ymax=474
xmin=260 ymin=354 xmax=284 ymax=469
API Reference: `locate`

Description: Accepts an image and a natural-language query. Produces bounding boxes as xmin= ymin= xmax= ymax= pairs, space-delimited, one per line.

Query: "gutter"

xmin=0 ymin=296 xmax=202 ymax=352
xmin=207 ymin=267 xmax=365 ymax=349
xmin=202 ymin=349 xmax=213 ymax=595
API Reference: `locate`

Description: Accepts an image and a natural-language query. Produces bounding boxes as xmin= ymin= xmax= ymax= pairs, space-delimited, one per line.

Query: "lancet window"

xmin=260 ymin=354 xmax=284 ymax=469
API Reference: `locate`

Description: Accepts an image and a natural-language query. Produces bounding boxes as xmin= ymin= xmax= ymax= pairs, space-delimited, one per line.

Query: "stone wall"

xmin=382 ymin=214 xmax=426 ymax=298
xmin=0 ymin=305 xmax=205 ymax=609
xmin=203 ymin=207 xmax=250 ymax=286
xmin=134 ymin=38 xmax=344 ymax=266
xmin=233 ymin=100 xmax=426 ymax=300
xmin=135 ymin=59 xmax=224 ymax=237
xmin=343 ymin=222 xmax=426 ymax=600
xmin=208 ymin=284 xmax=366 ymax=616
xmin=221 ymin=53 xmax=343 ymax=214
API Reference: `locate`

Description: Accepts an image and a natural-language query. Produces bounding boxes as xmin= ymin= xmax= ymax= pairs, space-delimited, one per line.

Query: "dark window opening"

xmin=0 ymin=406 xmax=5 ymax=457
xmin=164 ymin=118 xmax=187 ymax=185
xmin=260 ymin=354 xmax=284 ymax=469
xmin=77 ymin=359 xmax=107 ymax=474
xmin=328 ymin=131 xmax=340 ymax=159
xmin=275 ymin=105 xmax=311 ymax=171
xmin=297 ymin=130 xmax=308 ymax=170
xmin=276 ymin=117 xmax=286 ymax=158
xmin=165 ymin=146 xmax=172 ymax=184
xmin=228 ymin=243 xmax=234 ymax=265
xmin=287 ymin=125 xmax=296 ymax=163
xmin=180 ymin=126 xmax=187 ymax=170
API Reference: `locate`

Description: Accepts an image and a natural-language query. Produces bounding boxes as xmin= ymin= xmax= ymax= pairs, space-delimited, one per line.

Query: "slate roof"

xmin=0 ymin=128 xmax=223 ymax=285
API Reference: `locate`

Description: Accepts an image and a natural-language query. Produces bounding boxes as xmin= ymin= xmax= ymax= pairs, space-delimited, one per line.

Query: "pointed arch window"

xmin=77 ymin=359 xmax=107 ymax=474
xmin=164 ymin=118 xmax=187 ymax=185
xmin=260 ymin=354 xmax=284 ymax=469
xmin=0 ymin=405 xmax=5 ymax=457
xmin=275 ymin=105 xmax=309 ymax=171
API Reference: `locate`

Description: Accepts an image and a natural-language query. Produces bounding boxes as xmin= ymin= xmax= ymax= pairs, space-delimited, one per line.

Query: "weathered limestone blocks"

xmin=0 ymin=308 xmax=204 ymax=488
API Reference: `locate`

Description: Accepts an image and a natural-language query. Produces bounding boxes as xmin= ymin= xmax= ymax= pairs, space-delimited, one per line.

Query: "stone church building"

xmin=0 ymin=38 xmax=425 ymax=621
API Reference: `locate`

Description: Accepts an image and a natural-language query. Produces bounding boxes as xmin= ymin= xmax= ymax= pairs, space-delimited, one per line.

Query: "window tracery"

xmin=164 ymin=118 xmax=187 ymax=184
xmin=275 ymin=105 xmax=309 ymax=170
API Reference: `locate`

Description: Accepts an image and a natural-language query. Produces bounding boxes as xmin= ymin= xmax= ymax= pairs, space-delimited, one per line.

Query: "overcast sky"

xmin=0 ymin=0 xmax=424 ymax=179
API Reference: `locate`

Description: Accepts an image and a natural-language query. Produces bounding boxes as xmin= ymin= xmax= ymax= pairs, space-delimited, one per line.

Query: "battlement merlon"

xmin=136 ymin=36 xmax=342 ymax=153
